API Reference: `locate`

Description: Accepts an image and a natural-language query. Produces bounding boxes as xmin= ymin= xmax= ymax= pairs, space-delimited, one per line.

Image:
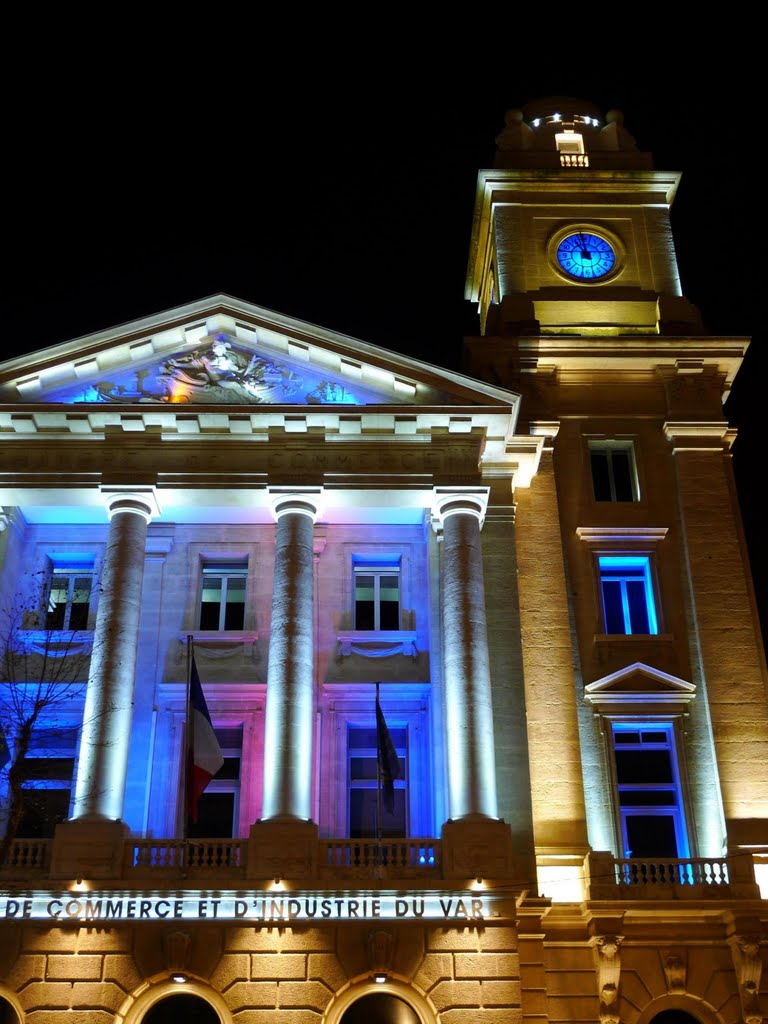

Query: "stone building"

xmin=0 ymin=99 xmax=766 ymax=1024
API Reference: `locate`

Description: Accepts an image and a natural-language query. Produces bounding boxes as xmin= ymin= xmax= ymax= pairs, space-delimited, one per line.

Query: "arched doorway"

xmin=651 ymin=1013 xmax=702 ymax=1024
xmin=142 ymin=993 xmax=221 ymax=1024
xmin=0 ymin=998 xmax=20 ymax=1024
xmin=339 ymin=992 xmax=421 ymax=1024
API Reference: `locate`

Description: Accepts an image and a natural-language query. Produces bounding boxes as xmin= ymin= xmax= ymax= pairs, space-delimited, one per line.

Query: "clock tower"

xmin=465 ymin=96 xmax=704 ymax=338
xmin=464 ymin=99 xmax=768 ymax=889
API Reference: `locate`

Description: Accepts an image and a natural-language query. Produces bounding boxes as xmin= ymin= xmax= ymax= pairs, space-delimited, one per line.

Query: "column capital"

xmin=101 ymin=488 xmax=159 ymax=521
xmin=431 ymin=488 xmax=489 ymax=528
xmin=270 ymin=489 xmax=322 ymax=523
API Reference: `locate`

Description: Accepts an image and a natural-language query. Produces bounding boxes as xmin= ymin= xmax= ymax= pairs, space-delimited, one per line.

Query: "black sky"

xmin=1 ymin=59 xmax=763 ymax=641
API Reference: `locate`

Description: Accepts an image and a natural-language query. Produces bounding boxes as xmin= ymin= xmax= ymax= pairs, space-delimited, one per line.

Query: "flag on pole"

xmin=0 ymin=722 xmax=10 ymax=771
xmin=186 ymin=656 xmax=224 ymax=823
xmin=376 ymin=687 xmax=401 ymax=815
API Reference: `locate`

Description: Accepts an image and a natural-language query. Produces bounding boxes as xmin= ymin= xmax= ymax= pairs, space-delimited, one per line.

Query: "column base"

xmin=247 ymin=819 xmax=319 ymax=880
xmin=50 ymin=819 xmax=129 ymax=880
xmin=441 ymin=817 xmax=515 ymax=879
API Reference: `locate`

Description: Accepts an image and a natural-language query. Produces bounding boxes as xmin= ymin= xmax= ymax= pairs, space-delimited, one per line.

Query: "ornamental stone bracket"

xmin=730 ymin=934 xmax=764 ymax=1024
xmin=593 ymin=934 xmax=623 ymax=1024
xmin=336 ymin=631 xmax=418 ymax=660
xmin=663 ymin=953 xmax=687 ymax=993
xmin=366 ymin=929 xmax=395 ymax=977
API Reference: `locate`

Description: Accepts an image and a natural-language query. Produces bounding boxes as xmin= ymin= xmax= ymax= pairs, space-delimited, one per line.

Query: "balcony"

xmin=0 ymin=838 xmax=51 ymax=878
xmin=319 ymin=838 xmax=439 ymax=880
xmin=585 ymin=851 xmax=761 ymax=900
xmin=0 ymin=841 xmax=761 ymax=901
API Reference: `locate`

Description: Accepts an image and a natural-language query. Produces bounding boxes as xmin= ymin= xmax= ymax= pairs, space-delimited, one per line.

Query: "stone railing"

xmin=586 ymin=851 xmax=760 ymax=900
xmin=318 ymin=838 xmax=440 ymax=879
xmin=0 ymin=838 xmax=51 ymax=875
xmin=125 ymin=839 xmax=247 ymax=877
xmin=615 ymin=857 xmax=729 ymax=887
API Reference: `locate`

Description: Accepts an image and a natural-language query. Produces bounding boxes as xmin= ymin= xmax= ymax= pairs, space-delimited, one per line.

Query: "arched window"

xmin=340 ymin=992 xmax=421 ymax=1024
xmin=142 ymin=993 xmax=221 ymax=1024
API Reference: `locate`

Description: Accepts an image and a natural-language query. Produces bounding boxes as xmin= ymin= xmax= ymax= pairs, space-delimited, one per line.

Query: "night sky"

xmin=1 ymin=62 xmax=762 ymax=641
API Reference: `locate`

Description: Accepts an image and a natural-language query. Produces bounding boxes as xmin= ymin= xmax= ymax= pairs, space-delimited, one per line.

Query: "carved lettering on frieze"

xmin=1 ymin=439 xmax=482 ymax=485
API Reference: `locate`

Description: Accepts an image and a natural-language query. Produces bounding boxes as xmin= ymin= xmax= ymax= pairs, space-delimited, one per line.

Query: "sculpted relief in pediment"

xmin=46 ymin=336 xmax=391 ymax=407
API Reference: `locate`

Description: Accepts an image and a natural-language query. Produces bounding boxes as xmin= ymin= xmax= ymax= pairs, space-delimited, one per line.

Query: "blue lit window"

xmin=16 ymin=726 xmax=79 ymax=838
xmin=611 ymin=723 xmax=689 ymax=858
xmin=599 ymin=556 xmax=658 ymax=635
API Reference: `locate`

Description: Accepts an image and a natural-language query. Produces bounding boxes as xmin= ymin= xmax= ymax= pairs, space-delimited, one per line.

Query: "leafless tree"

xmin=0 ymin=571 xmax=93 ymax=863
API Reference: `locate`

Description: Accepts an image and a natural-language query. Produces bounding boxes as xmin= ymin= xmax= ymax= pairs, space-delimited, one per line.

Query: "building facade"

xmin=0 ymin=99 xmax=766 ymax=1024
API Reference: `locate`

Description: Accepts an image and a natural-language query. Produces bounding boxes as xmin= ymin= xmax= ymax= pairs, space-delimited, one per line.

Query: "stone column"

xmin=72 ymin=492 xmax=154 ymax=822
xmin=261 ymin=494 xmax=319 ymax=822
xmin=434 ymin=491 xmax=498 ymax=821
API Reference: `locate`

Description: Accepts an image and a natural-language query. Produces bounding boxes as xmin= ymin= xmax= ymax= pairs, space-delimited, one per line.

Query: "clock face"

xmin=556 ymin=231 xmax=616 ymax=280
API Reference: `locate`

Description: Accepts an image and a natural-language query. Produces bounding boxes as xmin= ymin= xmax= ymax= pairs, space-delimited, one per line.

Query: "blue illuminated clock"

xmin=556 ymin=231 xmax=616 ymax=280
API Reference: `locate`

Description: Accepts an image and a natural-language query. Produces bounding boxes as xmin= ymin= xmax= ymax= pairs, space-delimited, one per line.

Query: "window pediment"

xmin=585 ymin=662 xmax=695 ymax=715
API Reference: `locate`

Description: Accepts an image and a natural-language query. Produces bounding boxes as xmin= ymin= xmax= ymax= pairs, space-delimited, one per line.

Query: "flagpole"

xmin=375 ymin=682 xmax=382 ymax=845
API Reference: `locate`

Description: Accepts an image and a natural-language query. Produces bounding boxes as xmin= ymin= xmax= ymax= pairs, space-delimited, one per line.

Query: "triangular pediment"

xmin=584 ymin=662 xmax=696 ymax=713
xmin=0 ymin=294 xmax=520 ymax=412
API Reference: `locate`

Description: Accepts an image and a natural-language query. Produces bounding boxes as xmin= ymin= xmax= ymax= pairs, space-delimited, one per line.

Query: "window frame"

xmin=576 ymin=529 xmax=668 ymax=638
xmin=45 ymin=566 xmax=95 ymax=631
xmin=187 ymin=722 xmax=244 ymax=840
xmin=606 ymin=719 xmax=692 ymax=860
xmin=588 ymin=440 xmax=640 ymax=503
xmin=598 ymin=555 xmax=659 ymax=636
xmin=199 ymin=561 xmax=249 ymax=632
xmin=346 ymin=721 xmax=408 ymax=839
xmin=13 ymin=720 xmax=81 ymax=839
xmin=322 ymin=687 xmax=432 ymax=841
xmin=352 ymin=558 xmax=401 ymax=632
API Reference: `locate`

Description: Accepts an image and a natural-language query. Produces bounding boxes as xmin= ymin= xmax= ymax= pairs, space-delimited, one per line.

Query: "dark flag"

xmin=376 ymin=685 xmax=401 ymax=815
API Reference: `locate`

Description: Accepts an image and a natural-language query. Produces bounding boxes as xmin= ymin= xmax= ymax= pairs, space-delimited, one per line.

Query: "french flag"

xmin=186 ymin=656 xmax=224 ymax=823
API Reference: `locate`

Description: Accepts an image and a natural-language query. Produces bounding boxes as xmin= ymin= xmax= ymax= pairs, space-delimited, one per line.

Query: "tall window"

xmin=347 ymin=724 xmax=407 ymax=838
xmin=353 ymin=560 xmax=400 ymax=631
xmin=599 ymin=556 xmax=658 ymax=635
xmin=611 ymin=723 xmax=689 ymax=858
xmin=188 ymin=724 xmax=243 ymax=838
xmin=199 ymin=563 xmax=247 ymax=631
xmin=590 ymin=442 xmax=638 ymax=502
xmin=46 ymin=570 xmax=93 ymax=630
xmin=17 ymin=725 xmax=79 ymax=838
